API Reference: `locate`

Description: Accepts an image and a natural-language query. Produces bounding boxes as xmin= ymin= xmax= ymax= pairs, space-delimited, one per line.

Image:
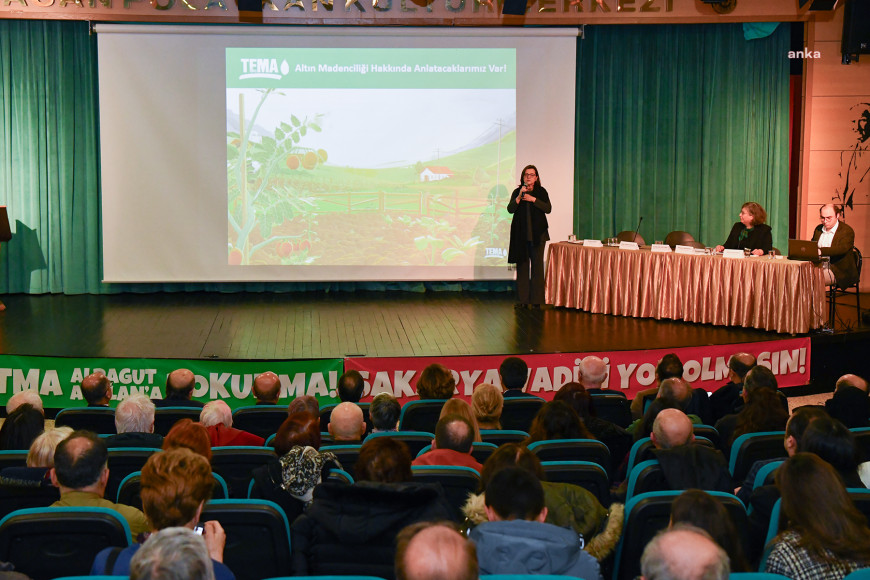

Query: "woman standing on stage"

xmin=508 ymin=164 xmax=551 ymax=308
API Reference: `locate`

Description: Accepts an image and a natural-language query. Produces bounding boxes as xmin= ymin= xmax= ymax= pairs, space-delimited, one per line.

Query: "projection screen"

xmin=96 ymin=25 xmax=578 ymax=282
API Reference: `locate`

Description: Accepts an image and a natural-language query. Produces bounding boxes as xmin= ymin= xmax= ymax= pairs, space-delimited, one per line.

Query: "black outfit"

xmin=825 ymin=386 xmax=870 ymax=429
xmin=502 ymin=388 xmax=540 ymax=398
xmin=653 ymin=444 xmax=733 ymax=493
xmin=153 ymin=396 xmax=204 ymax=408
xmin=104 ymin=432 xmax=164 ymax=449
xmin=812 ymin=221 xmax=859 ymax=289
xmin=290 ymin=481 xmax=453 ymax=579
xmin=585 ymin=416 xmax=632 ymax=474
xmin=722 ymin=222 xmax=773 ymax=253
xmin=249 ymin=454 xmax=339 ymax=525
xmin=507 ymin=184 xmax=551 ymax=306
xmin=709 ymin=381 xmax=743 ymax=424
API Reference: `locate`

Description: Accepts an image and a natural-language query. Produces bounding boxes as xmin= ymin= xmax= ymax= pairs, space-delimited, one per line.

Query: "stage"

xmin=0 ymin=290 xmax=867 ymax=395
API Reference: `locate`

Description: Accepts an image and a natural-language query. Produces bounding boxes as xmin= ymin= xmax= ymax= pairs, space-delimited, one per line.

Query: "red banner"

xmin=344 ymin=338 xmax=811 ymax=405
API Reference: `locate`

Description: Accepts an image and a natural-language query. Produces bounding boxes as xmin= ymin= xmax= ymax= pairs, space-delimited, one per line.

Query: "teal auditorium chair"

xmin=53 ymin=577 xmax=129 ymax=580
xmin=411 ymin=465 xmax=480 ymax=522
xmin=729 ymin=432 xmax=787 ymax=482
xmin=590 ymin=392 xmax=633 ymax=428
xmin=501 ymin=397 xmax=545 ymax=432
xmin=481 ymin=575 xmax=587 ymax=580
xmin=105 ymin=447 xmax=160 ymax=504
xmin=415 ymin=442 xmax=497 ymax=464
xmin=153 ymin=406 xmax=202 ymax=435
xmin=541 ymin=460 xmax=610 ymax=507
xmin=0 ymin=507 xmax=131 ymax=580
xmin=54 ymin=407 xmax=117 ymax=434
xmin=613 ymin=491 xmax=748 ymax=580
xmin=364 ymin=431 xmax=435 ymax=457
xmin=0 ymin=450 xmax=28 ymax=471
xmin=210 ymin=446 xmax=277 ymax=498
xmin=117 ymin=470 xmax=229 ymax=510
xmin=527 ymin=439 xmax=611 ymax=477
xmin=319 ymin=444 xmax=362 ymax=479
xmin=398 ymin=399 xmax=449 ymax=433
xmin=730 ymin=574 xmax=791 ymax=580
xmin=200 ymin=499 xmax=292 ymax=580
xmin=845 ymin=569 xmax=870 ymax=580
xmin=480 ymin=429 xmax=528 ymax=446
xmin=232 ymin=405 xmax=290 ymax=439
xmin=264 ymin=576 xmax=387 ymax=580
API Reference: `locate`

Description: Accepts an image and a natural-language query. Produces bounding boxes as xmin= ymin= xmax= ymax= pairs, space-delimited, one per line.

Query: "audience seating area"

xmin=7 ymin=393 xmax=870 ymax=580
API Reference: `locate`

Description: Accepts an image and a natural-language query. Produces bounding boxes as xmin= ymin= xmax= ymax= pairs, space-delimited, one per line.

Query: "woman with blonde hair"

xmin=472 ymin=383 xmax=503 ymax=431
xmin=439 ymin=398 xmax=481 ymax=442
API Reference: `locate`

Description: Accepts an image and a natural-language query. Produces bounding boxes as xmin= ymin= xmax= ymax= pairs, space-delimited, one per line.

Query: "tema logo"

xmin=240 ymin=59 xmax=291 ymax=80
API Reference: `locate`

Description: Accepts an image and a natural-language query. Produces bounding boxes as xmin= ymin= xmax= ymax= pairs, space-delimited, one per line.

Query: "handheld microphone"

xmin=633 ymin=216 xmax=643 ymax=244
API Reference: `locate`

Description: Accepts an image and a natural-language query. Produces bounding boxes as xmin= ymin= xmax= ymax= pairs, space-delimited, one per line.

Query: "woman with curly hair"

xmin=765 ymin=453 xmax=870 ymax=580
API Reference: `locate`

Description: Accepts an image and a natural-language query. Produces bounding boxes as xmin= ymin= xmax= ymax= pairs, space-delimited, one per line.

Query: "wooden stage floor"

xmin=0 ymin=290 xmax=866 ymax=362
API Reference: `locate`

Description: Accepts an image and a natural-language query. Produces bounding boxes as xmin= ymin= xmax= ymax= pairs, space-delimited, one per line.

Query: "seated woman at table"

xmin=714 ymin=202 xmax=772 ymax=256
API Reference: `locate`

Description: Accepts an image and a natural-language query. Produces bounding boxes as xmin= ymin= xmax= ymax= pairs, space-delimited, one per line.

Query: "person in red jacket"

xmin=200 ymin=400 xmax=264 ymax=447
xmin=412 ymin=414 xmax=482 ymax=472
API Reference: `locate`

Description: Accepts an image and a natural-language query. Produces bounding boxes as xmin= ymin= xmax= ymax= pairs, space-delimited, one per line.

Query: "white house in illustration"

xmin=419 ymin=166 xmax=453 ymax=182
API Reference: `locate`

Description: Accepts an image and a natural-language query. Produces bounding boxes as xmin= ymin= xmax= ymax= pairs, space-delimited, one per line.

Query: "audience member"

xmin=252 ymin=371 xmax=281 ymax=405
xmin=163 ymin=419 xmax=212 ymax=462
xmin=799 ymin=416 xmax=864 ymax=487
xmin=287 ymin=395 xmax=319 ymax=416
xmin=0 ymin=404 xmax=44 ymax=451
xmin=577 ymin=355 xmax=609 ymax=393
xmin=5 ymin=390 xmax=43 ymax=415
xmin=338 ymin=370 xmax=365 ymax=402
xmin=715 ymin=366 xmax=788 ymax=453
xmin=708 ymin=353 xmax=756 ymax=424
xmin=470 ymin=467 xmax=601 ymax=579
xmin=81 ymin=372 xmax=113 ymax=407
xmin=554 ymin=382 xmax=631 ymax=473
xmin=0 ymin=425 xmax=72 ymax=487
xmin=250 ymin=411 xmax=340 ymax=523
xmin=462 ymin=443 xmax=613 ymax=559
xmin=92 ymin=448 xmax=233 ymax=579
xmin=417 ymin=364 xmax=456 ymax=399
xmin=49 ymin=430 xmax=149 ymax=541
xmin=290 ymin=437 xmax=452 ymax=578
xmin=499 ymin=357 xmax=537 ymax=398
xmin=641 ymin=524 xmax=729 ymax=580
xmin=106 ymin=394 xmax=163 ymax=448
xmin=327 ymin=401 xmax=366 ymax=442
xmin=525 ymin=400 xmax=593 ymax=445
xmin=765 ymin=453 xmax=870 ymax=579
xmin=370 ymin=393 xmax=401 ymax=432
xmin=670 ymin=489 xmax=749 ymax=572
xmin=735 ymin=405 xmax=827 ymax=504
xmin=413 ymin=414 xmax=483 ymax=471
xmin=155 ymin=369 xmax=203 ymax=408
xmin=630 ymin=354 xmax=684 ymax=420
xmin=200 ymin=401 xmax=265 ymax=447
xmin=825 ymin=374 xmax=870 ymax=429
xmin=471 ymin=383 xmax=503 ymax=430
xmin=395 ymin=522 xmax=478 ymax=580
xmin=651 ymin=409 xmax=732 ymax=493
xmin=129 ymin=527 xmax=218 ymax=580
xmin=439 ymin=398 xmax=481 ymax=442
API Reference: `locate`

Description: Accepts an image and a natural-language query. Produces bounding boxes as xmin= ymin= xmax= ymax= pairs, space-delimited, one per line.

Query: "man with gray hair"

xmin=370 ymin=393 xmax=401 ymax=432
xmin=200 ymin=400 xmax=264 ymax=447
xmin=6 ymin=390 xmax=44 ymax=415
xmin=106 ymin=395 xmax=163 ymax=448
xmin=578 ymin=356 xmax=609 ymax=392
xmin=130 ymin=527 xmax=220 ymax=580
xmin=641 ymin=524 xmax=729 ymax=580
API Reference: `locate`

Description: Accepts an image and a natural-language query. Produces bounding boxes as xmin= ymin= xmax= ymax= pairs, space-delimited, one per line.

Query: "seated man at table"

xmin=812 ymin=203 xmax=859 ymax=289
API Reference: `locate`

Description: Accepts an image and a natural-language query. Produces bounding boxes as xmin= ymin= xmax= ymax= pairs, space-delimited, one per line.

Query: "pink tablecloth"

xmin=545 ymin=242 xmax=827 ymax=334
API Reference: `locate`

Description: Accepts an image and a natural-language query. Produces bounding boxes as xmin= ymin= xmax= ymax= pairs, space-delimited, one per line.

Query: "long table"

xmin=545 ymin=242 xmax=827 ymax=334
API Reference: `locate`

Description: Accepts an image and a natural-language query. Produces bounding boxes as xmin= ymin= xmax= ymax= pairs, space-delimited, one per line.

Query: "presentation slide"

xmin=226 ymin=48 xmax=516 ymax=269
xmin=96 ymin=26 xmax=577 ymax=283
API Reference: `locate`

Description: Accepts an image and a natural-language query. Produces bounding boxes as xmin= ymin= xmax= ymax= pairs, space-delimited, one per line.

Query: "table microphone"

xmin=633 ymin=217 xmax=643 ymax=244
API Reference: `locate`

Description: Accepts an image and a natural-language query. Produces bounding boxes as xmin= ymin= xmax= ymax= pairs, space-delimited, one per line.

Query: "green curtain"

xmin=0 ymin=20 xmax=102 ymax=294
xmin=575 ymin=23 xmax=790 ymax=252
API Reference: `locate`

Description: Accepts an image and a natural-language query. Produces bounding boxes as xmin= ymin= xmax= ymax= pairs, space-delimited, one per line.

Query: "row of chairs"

xmin=50 ymin=391 xmax=635 ymax=439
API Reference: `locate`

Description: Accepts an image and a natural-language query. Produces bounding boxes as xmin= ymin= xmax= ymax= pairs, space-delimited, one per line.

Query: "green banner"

xmin=226 ymin=48 xmax=516 ymax=89
xmin=0 ymin=355 xmax=344 ymax=411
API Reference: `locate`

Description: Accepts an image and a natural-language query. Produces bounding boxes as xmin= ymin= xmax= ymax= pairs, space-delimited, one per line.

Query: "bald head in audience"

xmin=288 ymin=395 xmax=319 ymax=416
xmin=578 ymin=356 xmax=608 ymax=389
xmin=166 ymin=369 xmax=196 ymax=400
xmin=6 ymin=391 xmax=44 ymax=415
xmin=837 ymin=374 xmax=868 ymax=393
xmin=252 ymin=371 xmax=281 ymax=405
xmin=328 ymin=402 xmax=366 ymax=441
xmin=657 ymin=377 xmax=692 ymax=409
xmin=651 ymin=408 xmax=694 ymax=449
xmin=641 ymin=525 xmax=729 ymax=580
xmin=395 ymin=522 xmax=478 ymax=580
xmin=728 ymin=353 xmax=756 ymax=386
xmin=81 ymin=372 xmax=113 ymax=407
